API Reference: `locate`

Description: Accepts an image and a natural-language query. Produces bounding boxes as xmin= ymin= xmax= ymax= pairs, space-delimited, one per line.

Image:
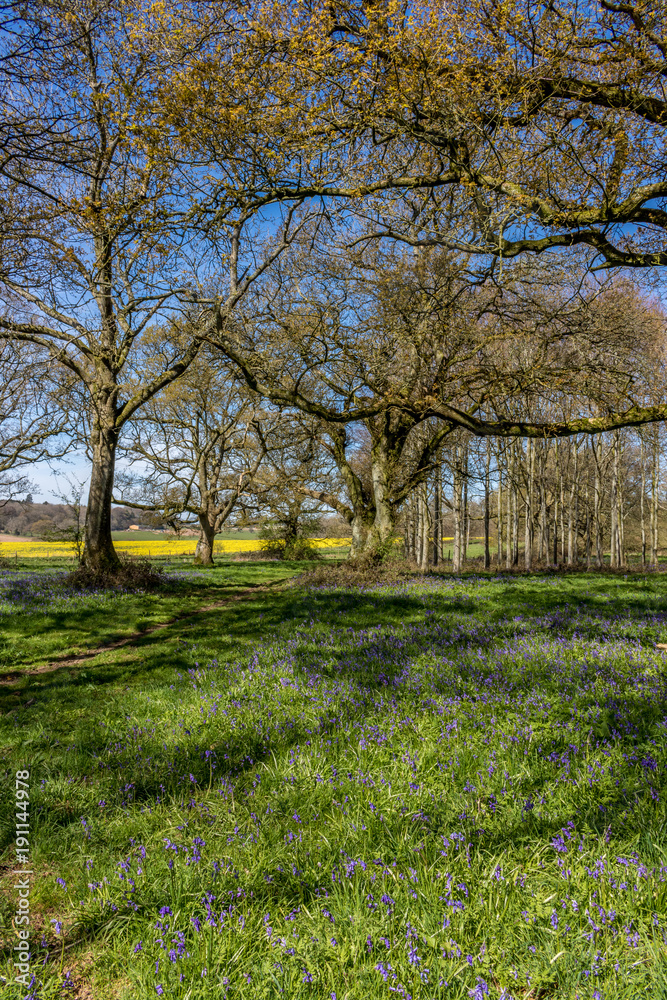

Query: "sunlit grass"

xmin=1 ymin=570 xmax=667 ymax=999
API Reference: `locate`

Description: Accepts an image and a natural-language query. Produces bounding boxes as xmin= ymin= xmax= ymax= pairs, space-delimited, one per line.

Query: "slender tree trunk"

xmin=419 ymin=485 xmax=430 ymax=571
xmin=433 ymin=469 xmax=440 ymax=566
xmin=610 ymin=431 xmax=619 ymax=568
xmin=568 ymin=440 xmax=578 ymax=566
xmin=484 ymin=440 xmax=491 ymax=570
xmin=462 ymin=442 xmax=469 ymax=569
xmin=194 ymin=514 xmax=216 ymax=566
xmin=640 ymin=431 xmax=647 ymax=570
xmin=540 ymin=443 xmax=551 ymax=568
xmin=619 ymin=482 xmax=626 ymax=569
xmin=593 ymin=436 xmax=603 ymax=568
xmin=505 ymin=450 xmax=512 ymax=570
xmin=558 ymin=442 xmax=565 ymax=563
xmin=536 ymin=442 xmax=544 ymax=564
xmin=553 ymin=499 xmax=558 ymax=567
xmin=551 ymin=439 xmax=558 ymax=567
xmin=651 ymin=425 xmax=659 ymax=569
xmin=410 ymin=490 xmax=421 ymax=565
xmin=83 ymin=413 xmax=121 ymax=571
xmin=496 ymin=461 xmax=502 ymax=568
xmin=512 ymin=444 xmax=519 ymax=567
xmin=525 ymin=437 xmax=533 ymax=572
xmin=403 ymin=497 xmax=411 ymax=560
xmin=585 ymin=479 xmax=592 ymax=570
xmin=617 ymin=432 xmax=626 ymax=569
xmin=411 ymin=493 xmax=418 ymax=562
xmin=545 ymin=506 xmax=552 ymax=568
xmin=453 ymin=443 xmax=463 ymax=573
xmin=413 ymin=498 xmax=419 ymax=562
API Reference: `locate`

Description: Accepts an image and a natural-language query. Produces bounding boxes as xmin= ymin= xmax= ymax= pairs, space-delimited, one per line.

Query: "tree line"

xmin=1 ymin=1 xmax=667 ymax=571
xmin=404 ymin=424 xmax=667 ymax=572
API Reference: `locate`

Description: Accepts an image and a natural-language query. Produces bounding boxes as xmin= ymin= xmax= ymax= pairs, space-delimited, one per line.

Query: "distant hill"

xmin=0 ymin=500 xmax=135 ymax=536
xmin=0 ymin=501 xmax=354 ymax=539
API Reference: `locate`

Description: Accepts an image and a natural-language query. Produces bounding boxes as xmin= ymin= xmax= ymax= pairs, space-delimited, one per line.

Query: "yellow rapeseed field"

xmin=0 ymin=538 xmax=352 ymax=559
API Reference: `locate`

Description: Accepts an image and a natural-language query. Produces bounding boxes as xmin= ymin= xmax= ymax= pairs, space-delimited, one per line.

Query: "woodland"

xmin=1 ymin=0 xmax=667 ymax=571
xmin=3 ymin=5 xmax=667 ymax=999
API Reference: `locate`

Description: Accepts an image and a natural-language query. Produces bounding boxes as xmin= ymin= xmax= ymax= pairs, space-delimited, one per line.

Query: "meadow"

xmin=1 ymin=562 xmax=666 ymax=999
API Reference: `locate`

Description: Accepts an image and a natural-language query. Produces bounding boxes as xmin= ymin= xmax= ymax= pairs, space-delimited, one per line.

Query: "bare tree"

xmin=214 ymin=225 xmax=666 ymax=561
xmin=0 ymin=3 xmax=349 ymax=571
xmin=117 ymin=353 xmax=270 ymax=566
xmin=0 ymin=341 xmax=71 ymax=502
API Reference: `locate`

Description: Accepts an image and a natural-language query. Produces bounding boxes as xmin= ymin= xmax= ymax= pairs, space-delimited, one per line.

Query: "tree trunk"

xmin=543 ymin=501 xmax=551 ymax=568
xmin=462 ymin=440 xmax=469 ymax=569
xmin=540 ymin=443 xmax=551 ymax=568
xmin=552 ymin=441 xmax=558 ymax=567
xmin=434 ymin=466 xmax=441 ymax=567
xmin=194 ymin=514 xmax=216 ymax=566
xmin=512 ymin=443 xmax=519 ymax=567
xmin=363 ymin=454 xmax=396 ymax=562
xmin=640 ymin=431 xmax=647 ymax=570
xmin=610 ymin=431 xmax=619 ymax=568
xmin=525 ymin=437 xmax=533 ymax=572
xmin=505 ymin=447 xmax=512 ymax=570
xmin=453 ymin=442 xmax=464 ymax=573
xmin=496 ymin=446 xmax=503 ymax=568
xmin=567 ymin=440 xmax=578 ymax=566
xmin=619 ymin=479 xmax=626 ymax=569
xmin=361 ymin=419 xmax=407 ymax=563
xmin=651 ymin=425 xmax=659 ymax=569
xmin=351 ymin=511 xmax=371 ymax=560
xmin=484 ymin=440 xmax=491 ymax=570
xmin=558 ymin=441 xmax=565 ymax=563
xmin=552 ymin=496 xmax=558 ymax=566
xmin=404 ymin=493 xmax=413 ymax=560
xmin=83 ymin=416 xmax=121 ymax=571
xmin=593 ymin=435 xmax=603 ymax=568
xmin=585 ymin=479 xmax=591 ymax=570
xmin=326 ymin=425 xmax=375 ymax=563
xmin=419 ymin=485 xmax=430 ymax=571
xmin=617 ymin=432 xmax=626 ymax=569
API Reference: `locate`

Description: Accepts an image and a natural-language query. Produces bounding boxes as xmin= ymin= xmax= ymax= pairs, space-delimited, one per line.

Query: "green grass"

xmin=0 ymin=562 xmax=297 ymax=674
xmin=1 ymin=566 xmax=667 ymax=999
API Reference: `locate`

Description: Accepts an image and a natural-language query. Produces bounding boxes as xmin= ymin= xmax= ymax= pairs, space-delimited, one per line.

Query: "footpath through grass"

xmin=0 ymin=560 xmax=295 ymax=674
xmin=1 ymin=567 xmax=667 ymax=999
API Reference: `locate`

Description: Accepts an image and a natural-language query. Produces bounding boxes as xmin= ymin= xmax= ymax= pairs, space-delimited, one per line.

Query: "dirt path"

xmin=0 ymin=581 xmax=287 ymax=687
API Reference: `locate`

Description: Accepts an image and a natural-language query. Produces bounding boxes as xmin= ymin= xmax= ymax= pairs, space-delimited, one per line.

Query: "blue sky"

xmin=26 ymin=452 xmax=142 ymax=505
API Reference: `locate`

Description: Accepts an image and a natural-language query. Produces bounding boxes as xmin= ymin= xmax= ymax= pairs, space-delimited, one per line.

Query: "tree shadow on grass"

xmin=2 ymin=575 xmax=667 ymax=936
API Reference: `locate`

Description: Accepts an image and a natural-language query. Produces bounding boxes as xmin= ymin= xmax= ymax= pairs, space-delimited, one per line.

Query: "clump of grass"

xmin=66 ymin=556 xmax=165 ymax=592
xmin=297 ymin=558 xmax=424 ymax=588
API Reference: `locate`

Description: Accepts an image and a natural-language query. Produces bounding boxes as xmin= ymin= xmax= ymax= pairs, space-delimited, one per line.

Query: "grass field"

xmin=1 ymin=564 xmax=667 ymax=999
